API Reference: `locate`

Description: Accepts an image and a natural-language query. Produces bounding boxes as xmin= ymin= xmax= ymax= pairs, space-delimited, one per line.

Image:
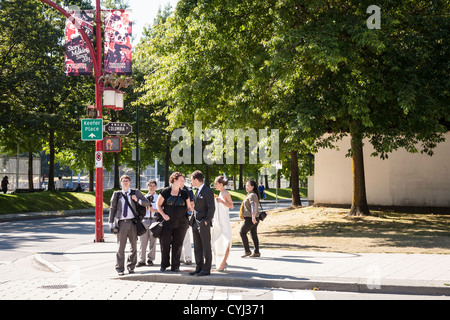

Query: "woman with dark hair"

xmin=239 ymin=180 xmax=261 ymax=258
xmin=156 ymin=171 xmax=191 ymax=272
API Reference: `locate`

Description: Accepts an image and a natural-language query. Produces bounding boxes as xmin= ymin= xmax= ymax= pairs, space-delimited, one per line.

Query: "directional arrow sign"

xmin=104 ymin=122 xmax=133 ymax=136
xmin=81 ymin=119 xmax=103 ymax=141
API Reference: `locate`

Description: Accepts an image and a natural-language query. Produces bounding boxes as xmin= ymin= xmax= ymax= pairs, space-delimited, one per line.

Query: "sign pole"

xmin=94 ymin=0 xmax=104 ymax=242
xmin=276 ymin=169 xmax=278 ymax=209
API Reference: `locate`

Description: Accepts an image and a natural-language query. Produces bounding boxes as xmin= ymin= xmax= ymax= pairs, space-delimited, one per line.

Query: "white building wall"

xmin=314 ymin=133 xmax=450 ymax=208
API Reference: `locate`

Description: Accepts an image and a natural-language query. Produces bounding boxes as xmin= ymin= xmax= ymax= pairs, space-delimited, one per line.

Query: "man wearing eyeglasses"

xmin=109 ymin=175 xmax=149 ymax=276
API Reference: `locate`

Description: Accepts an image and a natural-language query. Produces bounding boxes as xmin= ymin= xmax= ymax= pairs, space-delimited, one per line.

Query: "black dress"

xmin=159 ymin=187 xmax=189 ymax=270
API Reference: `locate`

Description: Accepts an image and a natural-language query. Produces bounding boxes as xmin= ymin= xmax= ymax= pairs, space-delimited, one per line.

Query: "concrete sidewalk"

xmin=35 ymin=232 xmax=450 ymax=297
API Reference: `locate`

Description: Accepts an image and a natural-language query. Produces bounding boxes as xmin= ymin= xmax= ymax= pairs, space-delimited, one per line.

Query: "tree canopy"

xmin=1 ymin=0 xmax=448 ymax=211
xmin=136 ymin=0 xmax=449 ymax=214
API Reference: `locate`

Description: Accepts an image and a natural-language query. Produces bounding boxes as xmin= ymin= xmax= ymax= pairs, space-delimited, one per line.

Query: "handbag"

xmin=135 ymin=218 xmax=147 ymax=236
xmin=130 ymin=190 xmax=147 ymax=219
xmin=122 ymin=192 xmax=147 ymax=236
xmin=259 ymin=202 xmax=267 ymax=221
xmin=149 ymin=221 xmax=164 ymax=238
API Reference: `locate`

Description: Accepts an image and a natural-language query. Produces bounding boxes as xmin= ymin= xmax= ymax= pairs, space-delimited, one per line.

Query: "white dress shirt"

xmin=196 ymin=183 xmax=204 ymax=196
xmin=120 ymin=189 xmax=135 ymax=220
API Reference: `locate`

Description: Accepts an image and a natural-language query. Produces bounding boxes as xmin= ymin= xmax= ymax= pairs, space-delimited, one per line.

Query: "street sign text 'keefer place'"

xmin=81 ymin=119 xmax=103 ymax=141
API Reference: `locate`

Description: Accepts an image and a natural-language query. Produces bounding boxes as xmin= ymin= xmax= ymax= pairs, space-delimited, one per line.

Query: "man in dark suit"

xmin=189 ymin=170 xmax=215 ymax=276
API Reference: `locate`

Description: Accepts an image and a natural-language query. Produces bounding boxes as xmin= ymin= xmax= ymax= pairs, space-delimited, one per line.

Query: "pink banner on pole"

xmin=64 ymin=10 xmax=94 ymax=76
xmin=104 ymin=10 xmax=132 ymax=75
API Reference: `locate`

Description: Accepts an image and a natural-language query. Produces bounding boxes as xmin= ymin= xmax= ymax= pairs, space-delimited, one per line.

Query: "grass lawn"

xmin=0 ymin=187 xmax=301 ymax=215
xmin=0 ymin=190 xmax=115 ymax=215
xmin=232 ymin=206 xmax=450 ymax=254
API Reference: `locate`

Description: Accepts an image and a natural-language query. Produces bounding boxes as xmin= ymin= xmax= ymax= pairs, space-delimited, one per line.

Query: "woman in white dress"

xmin=211 ymin=176 xmax=234 ymax=271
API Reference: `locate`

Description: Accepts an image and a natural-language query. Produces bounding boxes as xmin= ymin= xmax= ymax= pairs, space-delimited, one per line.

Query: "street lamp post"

xmin=39 ymin=0 xmax=104 ymax=242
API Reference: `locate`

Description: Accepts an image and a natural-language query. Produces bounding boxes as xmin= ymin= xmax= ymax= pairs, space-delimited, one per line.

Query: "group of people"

xmin=108 ymin=170 xmax=262 ymax=276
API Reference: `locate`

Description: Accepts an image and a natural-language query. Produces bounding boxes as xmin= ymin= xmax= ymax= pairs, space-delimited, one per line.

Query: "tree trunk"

xmin=28 ymin=152 xmax=34 ymax=191
xmin=48 ymin=128 xmax=55 ymax=191
xmin=349 ymin=132 xmax=370 ymax=216
xmin=239 ymin=164 xmax=244 ymax=189
xmin=164 ymin=134 xmax=170 ymax=187
xmin=89 ymin=169 xmax=94 ymax=192
xmin=205 ymin=163 xmax=210 ymax=186
xmin=290 ymin=150 xmax=301 ymax=206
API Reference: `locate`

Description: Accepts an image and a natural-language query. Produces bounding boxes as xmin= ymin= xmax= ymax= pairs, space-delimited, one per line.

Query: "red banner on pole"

xmin=64 ymin=10 xmax=94 ymax=76
xmin=104 ymin=10 xmax=132 ymax=75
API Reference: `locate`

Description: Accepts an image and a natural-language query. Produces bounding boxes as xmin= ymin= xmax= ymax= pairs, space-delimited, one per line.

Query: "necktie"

xmin=123 ymin=192 xmax=128 ymax=217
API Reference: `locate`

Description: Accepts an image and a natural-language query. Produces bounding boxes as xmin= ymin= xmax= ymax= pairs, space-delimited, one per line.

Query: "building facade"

xmin=313 ymin=133 xmax=450 ymax=208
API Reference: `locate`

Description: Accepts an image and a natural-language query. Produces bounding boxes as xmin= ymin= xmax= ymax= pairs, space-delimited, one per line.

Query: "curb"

xmin=31 ymin=250 xmax=450 ymax=296
xmin=33 ymin=254 xmax=63 ymax=273
xmin=0 ymin=208 xmax=110 ymax=222
xmin=119 ymin=270 xmax=450 ymax=296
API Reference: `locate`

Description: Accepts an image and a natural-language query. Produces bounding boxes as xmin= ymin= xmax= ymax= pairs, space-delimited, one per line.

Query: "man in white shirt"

xmin=109 ymin=175 xmax=149 ymax=276
xmin=137 ymin=179 xmax=159 ymax=267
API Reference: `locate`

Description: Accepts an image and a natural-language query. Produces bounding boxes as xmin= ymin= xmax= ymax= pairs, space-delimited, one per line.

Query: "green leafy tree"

xmin=135 ymin=0 xmax=450 ymax=215
xmin=1 ymin=0 xmax=94 ymax=190
xmin=248 ymin=0 xmax=450 ymax=215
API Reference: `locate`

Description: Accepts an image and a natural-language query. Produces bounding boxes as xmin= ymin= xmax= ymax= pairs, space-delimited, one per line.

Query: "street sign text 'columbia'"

xmin=104 ymin=122 xmax=132 ymax=136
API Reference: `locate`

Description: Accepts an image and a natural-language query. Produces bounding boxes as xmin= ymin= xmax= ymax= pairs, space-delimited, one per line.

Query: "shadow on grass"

xmin=259 ymin=213 xmax=450 ymax=251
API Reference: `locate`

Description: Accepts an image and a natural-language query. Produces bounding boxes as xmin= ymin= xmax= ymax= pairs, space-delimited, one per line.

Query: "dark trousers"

xmin=240 ymin=217 xmax=260 ymax=253
xmin=159 ymin=223 xmax=188 ymax=270
xmin=192 ymin=220 xmax=212 ymax=272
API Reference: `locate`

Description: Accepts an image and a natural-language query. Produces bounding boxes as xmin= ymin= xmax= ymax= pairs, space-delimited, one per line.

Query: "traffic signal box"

xmin=104 ymin=136 xmax=121 ymax=152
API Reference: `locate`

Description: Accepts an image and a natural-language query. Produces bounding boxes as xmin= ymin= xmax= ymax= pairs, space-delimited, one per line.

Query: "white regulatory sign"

xmin=95 ymin=151 xmax=103 ymax=168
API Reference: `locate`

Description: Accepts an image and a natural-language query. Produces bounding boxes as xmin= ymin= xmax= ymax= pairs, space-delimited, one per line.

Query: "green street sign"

xmin=81 ymin=119 xmax=103 ymax=141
